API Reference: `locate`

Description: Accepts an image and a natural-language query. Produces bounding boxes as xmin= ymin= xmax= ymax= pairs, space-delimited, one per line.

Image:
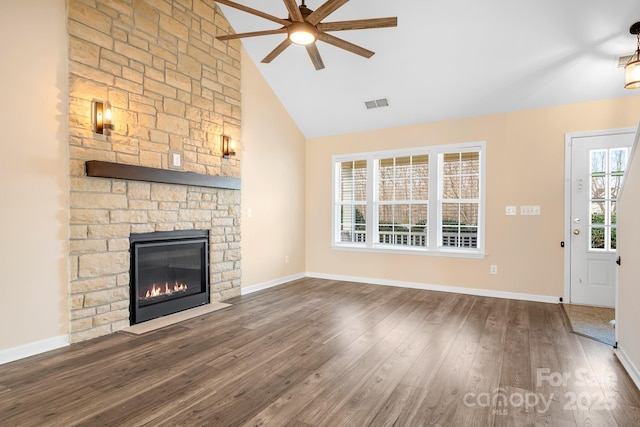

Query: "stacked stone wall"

xmin=68 ymin=0 xmax=241 ymax=342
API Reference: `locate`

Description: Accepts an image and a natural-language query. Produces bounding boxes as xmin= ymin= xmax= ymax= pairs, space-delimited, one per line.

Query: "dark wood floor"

xmin=2 ymin=278 xmax=640 ymax=426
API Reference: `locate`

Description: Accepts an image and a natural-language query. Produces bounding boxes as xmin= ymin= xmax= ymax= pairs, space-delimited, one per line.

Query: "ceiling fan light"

xmin=625 ymin=55 xmax=640 ymax=89
xmin=288 ymin=22 xmax=316 ymax=45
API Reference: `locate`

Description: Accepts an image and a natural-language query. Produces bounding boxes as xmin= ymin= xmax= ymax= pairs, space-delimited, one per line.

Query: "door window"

xmin=589 ymin=148 xmax=628 ymax=251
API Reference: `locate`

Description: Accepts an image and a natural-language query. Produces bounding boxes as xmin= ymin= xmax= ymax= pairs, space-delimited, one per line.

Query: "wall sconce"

xmin=625 ymin=22 xmax=640 ymax=89
xmin=92 ymin=99 xmax=114 ymax=136
xmin=222 ymin=135 xmax=236 ymax=158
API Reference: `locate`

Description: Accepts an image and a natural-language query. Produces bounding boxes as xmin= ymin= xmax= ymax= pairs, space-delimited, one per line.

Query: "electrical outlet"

xmin=285 ymin=255 xmax=289 ymax=264
xmin=247 ymin=208 xmax=252 ymax=218
xmin=490 ymin=265 xmax=498 ymax=275
xmin=505 ymin=206 xmax=517 ymax=216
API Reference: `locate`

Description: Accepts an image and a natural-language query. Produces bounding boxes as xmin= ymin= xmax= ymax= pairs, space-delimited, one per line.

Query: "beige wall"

xmin=306 ymin=96 xmax=640 ymax=298
xmin=0 ymin=0 xmax=69 ymax=350
xmin=617 ymin=122 xmax=640 ymax=385
xmin=240 ymin=48 xmax=306 ymax=289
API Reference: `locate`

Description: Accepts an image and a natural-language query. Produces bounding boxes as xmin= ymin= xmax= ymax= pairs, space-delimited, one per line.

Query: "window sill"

xmin=331 ymin=244 xmax=486 ymax=259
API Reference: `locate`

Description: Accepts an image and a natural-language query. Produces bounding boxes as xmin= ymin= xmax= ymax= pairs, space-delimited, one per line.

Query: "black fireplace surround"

xmin=130 ymin=229 xmax=210 ymax=324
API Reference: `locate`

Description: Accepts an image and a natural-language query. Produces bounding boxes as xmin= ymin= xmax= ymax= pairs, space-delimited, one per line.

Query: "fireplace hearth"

xmin=130 ymin=230 xmax=210 ymax=324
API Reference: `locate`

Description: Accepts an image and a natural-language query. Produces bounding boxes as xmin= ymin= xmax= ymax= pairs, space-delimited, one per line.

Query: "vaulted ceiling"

xmin=216 ymin=0 xmax=640 ymax=138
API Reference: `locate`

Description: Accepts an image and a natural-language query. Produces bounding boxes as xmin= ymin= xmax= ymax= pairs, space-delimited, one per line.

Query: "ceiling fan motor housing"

xmin=298 ymin=4 xmax=313 ymax=19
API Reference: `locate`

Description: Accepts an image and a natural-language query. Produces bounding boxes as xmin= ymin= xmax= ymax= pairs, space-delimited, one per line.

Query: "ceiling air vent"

xmin=365 ymin=98 xmax=390 ymax=110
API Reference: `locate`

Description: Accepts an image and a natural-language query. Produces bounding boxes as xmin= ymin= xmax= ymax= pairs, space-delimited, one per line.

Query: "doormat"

xmin=121 ymin=302 xmax=231 ymax=335
xmin=562 ymin=304 xmax=615 ymax=346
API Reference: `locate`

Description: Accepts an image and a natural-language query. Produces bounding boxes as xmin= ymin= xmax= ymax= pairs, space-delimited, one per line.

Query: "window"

xmin=589 ymin=147 xmax=628 ymax=251
xmin=333 ymin=142 xmax=485 ymax=257
xmin=336 ymin=160 xmax=367 ymax=244
xmin=376 ymin=154 xmax=429 ymax=247
xmin=439 ymin=151 xmax=480 ymax=249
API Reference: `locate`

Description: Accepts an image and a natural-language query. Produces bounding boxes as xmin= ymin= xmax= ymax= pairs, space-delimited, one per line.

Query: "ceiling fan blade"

xmin=216 ymin=0 xmax=291 ymax=26
xmin=316 ymin=32 xmax=374 ymax=58
xmin=283 ymin=0 xmax=304 ymax=22
xmin=217 ymin=28 xmax=288 ymax=41
xmin=305 ymin=44 xmax=325 ymax=70
xmin=317 ymin=17 xmax=398 ymax=32
xmin=262 ymin=38 xmax=293 ymax=64
xmin=306 ymin=0 xmax=349 ymax=25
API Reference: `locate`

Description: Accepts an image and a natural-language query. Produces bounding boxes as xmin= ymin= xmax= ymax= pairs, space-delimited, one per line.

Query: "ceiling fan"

xmin=215 ymin=0 xmax=398 ymax=70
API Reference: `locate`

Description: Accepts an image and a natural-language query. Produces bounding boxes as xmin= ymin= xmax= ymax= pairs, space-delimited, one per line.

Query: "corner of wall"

xmin=240 ymin=47 xmax=307 ymax=288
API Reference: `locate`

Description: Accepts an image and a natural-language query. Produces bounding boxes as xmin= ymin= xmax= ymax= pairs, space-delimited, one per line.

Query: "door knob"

xmin=573 ymin=229 xmax=580 ymax=235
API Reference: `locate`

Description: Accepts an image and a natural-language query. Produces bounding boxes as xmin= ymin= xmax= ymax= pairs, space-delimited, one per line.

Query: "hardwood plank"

xmin=370 ymin=293 xmax=478 ymax=426
xmin=410 ymin=296 xmax=498 ymax=425
xmin=450 ymin=297 xmax=509 ymax=426
xmin=580 ymin=335 xmax=640 ymax=409
xmin=499 ymin=311 xmax=532 ymax=390
xmin=159 ymin=340 xmax=334 ymax=425
xmin=526 ymin=303 xmax=577 ymax=425
xmin=158 ymin=287 xmax=425 ymax=425
xmin=0 ymin=278 xmax=638 ymax=427
xmin=243 ymin=288 xmax=442 ymax=426
xmin=304 ymin=296 xmax=445 ymax=426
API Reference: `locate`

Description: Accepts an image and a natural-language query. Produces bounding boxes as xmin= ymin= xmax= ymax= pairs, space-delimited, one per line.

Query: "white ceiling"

xmin=217 ymin=0 xmax=640 ymax=138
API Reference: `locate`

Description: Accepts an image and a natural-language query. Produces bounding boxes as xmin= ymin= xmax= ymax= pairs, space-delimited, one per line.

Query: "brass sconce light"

xmin=222 ymin=135 xmax=236 ymax=158
xmin=93 ymin=98 xmax=114 ymax=135
xmin=625 ymin=22 xmax=640 ymax=89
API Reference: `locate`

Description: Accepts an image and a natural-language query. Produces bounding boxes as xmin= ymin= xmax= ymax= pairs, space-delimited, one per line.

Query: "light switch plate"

xmin=521 ymin=205 xmax=541 ymax=216
xmin=169 ymin=151 xmax=183 ymax=169
xmin=505 ymin=206 xmax=517 ymax=216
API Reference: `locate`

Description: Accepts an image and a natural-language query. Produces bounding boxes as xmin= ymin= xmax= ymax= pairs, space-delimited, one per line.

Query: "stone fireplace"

xmin=67 ymin=0 xmax=242 ymax=342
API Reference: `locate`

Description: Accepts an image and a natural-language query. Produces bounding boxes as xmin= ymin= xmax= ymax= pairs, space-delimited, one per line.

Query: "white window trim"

xmin=332 ymin=141 xmax=486 ymax=258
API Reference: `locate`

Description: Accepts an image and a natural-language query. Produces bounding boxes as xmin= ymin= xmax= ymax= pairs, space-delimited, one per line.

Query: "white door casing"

xmin=565 ymin=129 xmax=635 ymax=307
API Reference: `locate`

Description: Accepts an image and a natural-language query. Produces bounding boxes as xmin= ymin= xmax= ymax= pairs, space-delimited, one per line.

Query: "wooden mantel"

xmin=85 ymin=161 xmax=241 ymax=190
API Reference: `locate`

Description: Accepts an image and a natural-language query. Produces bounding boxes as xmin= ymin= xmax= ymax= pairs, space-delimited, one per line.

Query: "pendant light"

xmin=625 ymin=22 xmax=640 ymax=89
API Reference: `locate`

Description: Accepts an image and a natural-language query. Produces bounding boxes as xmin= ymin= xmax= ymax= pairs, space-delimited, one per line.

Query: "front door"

xmin=569 ymin=130 xmax=634 ymax=307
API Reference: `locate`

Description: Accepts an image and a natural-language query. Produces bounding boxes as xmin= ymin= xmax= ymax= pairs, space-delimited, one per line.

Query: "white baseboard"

xmin=0 ymin=335 xmax=69 ymax=366
xmin=615 ymin=346 xmax=640 ymax=392
xmin=241 ymin=273 xmax=306 ymax=296
xmin=306 ymin=272 xmax=561 ymax=304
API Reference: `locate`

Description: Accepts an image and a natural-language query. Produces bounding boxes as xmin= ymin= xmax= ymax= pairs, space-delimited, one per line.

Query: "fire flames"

xmin=144 ymin=281 xmax=188 ymax=298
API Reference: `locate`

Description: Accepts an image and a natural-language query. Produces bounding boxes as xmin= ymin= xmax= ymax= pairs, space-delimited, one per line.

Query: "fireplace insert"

xmin=130 ymin=229 xmax=209 ymax=324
